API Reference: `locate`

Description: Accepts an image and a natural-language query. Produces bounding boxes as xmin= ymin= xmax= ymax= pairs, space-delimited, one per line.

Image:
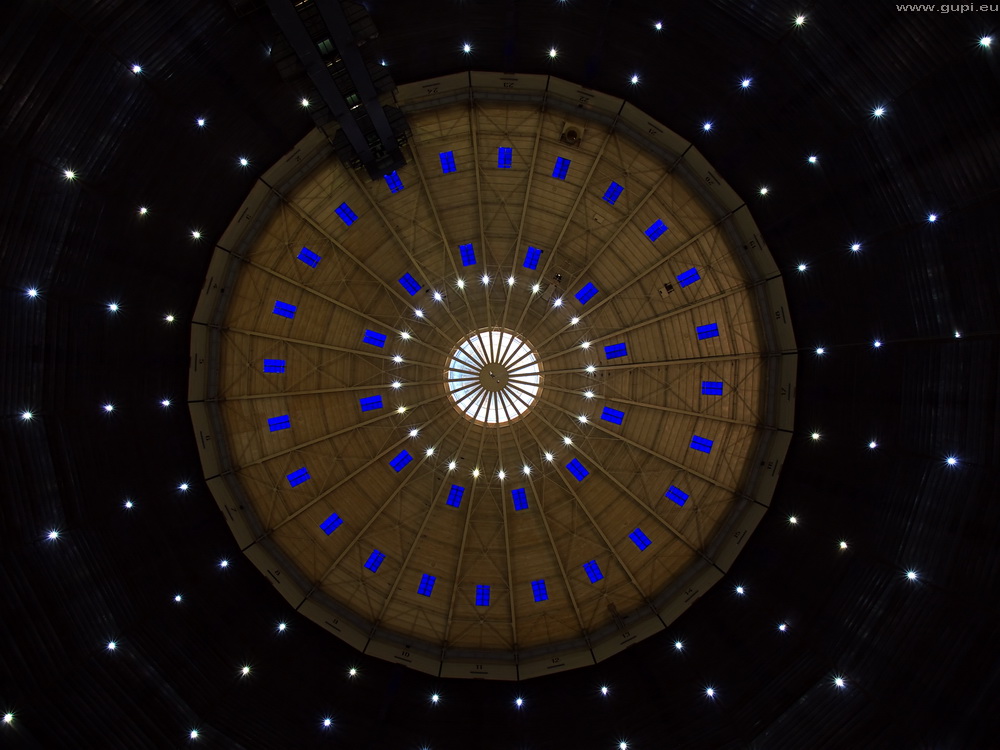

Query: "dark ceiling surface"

xmin=2 ymin=0 xmax=999 ymax=748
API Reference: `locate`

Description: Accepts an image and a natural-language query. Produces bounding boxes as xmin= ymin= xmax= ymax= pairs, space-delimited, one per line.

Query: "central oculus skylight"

xmin=446 ymin=329 xmax=541 ymax=425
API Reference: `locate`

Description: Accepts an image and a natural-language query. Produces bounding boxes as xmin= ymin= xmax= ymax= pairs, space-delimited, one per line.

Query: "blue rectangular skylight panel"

xmin=459 ymin=243 xmax=476 ymax=267
xmin=523 ymin=246 xmax=542 ymax=270
xmin=384 ymin=171 xmax=404 ymax=193
xmin=417 ymin=574 xmax=436 ymax=597
xmin=666 ymin=485 xmax=689 ymax=507
xmin=602 ymin=181 xmax=624 ymax=205
xmin=364 ymin=549 xmax=386 ymax=573
xmin=676 ymin=267 xmax=701 ymax=287
xmin=604 ymin=342 xmax=627 ymax=360
xmin=566 ymin=458 xmax=589 ymax=481
xmin=552 ymin=157 xmax=571 ymax=180
xmin=696 ymin=323 xmax=720 ymax=340
xmin=575 ymin=282 xmax=598 ymax=305
xmin=498 ymin=147 xmax=512 ymax=168
xmin=531 ymin=579 xmax=548 ymax=602
xmin=363 ymin=329 xmax=387 ymax=347
xmin=297 ymin=247 xmax=322 ymax=268
xmin=267 ymin=415 xmax=290 ymax=432
xmin=511 ymin=488 xmax=528 ymax=511
xmin=645 ymin=219 xmax=668 ymax=242
xmin=600 ymin=407 xmax=624 ymax=425
xmin=389 ymin=450 xmax=413 ymax=472
xmin=263 ymin=358 xmax=286 ymax=373
xmin=335 ymin=202 xmax=358 ymax=225
xmin=320 ymin=512 xmax=343 ymax=536
xmin=475 ymin=584 xmax=491 ymax=607
xmin=701 ymin=381 xmax=724 ymax=396
xmin=272 ymin=300 xmax=297 ymax=319
xmin=446 ymin=485 xmax=465 ymax=508
xmin=287 ymin=467 xmax=310 ymax=487
xmin=582 ymin=560 xmax=604 ymax=583
xmin=399 ymin=272 xmax=421 ymax=296
xmin=359 ymin=395 xmax=383 ymax=412
xmin=690 ymin=435 xmax=714 ymax=454
xmin=629 ymin=527 xmax=652 ymax=551
xmin=439 ymin=151 xmax=457 ymax=174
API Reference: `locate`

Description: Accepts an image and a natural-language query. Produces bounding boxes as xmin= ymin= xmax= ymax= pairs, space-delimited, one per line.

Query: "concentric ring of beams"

xmin=204 ymin=82 xmax=792 ymax=679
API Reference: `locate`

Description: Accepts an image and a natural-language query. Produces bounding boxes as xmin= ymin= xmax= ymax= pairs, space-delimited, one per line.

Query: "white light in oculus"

xmin=759 ymin=186 xmax=770 ymax=195
xmin=497 ymin=470 xmax=506 ymax=480
xmin=549 ymin=47 xmax=558 ymax=59
xmin=400 ymin=332 xmax=411 ymax=340
xmin=425 ymin=447 xmax=435 ymax=457
xmin=26 ymin=287 xmax=39 ymax=298
xmin=629 ymin=74 xmax=640 ymax=85
xmin=808 ymin=155 xmax=818 ymax=164
xmin=869 ymin=440 xmax=878 ymax=449
xmin=63 ymin=169 xmax=76 ymax=180
xmin=409 ymin=428 xmax=419 ymax=438
xmin=741 ymin=78 xmax=752 ymax=89
xmin=392 ymin=381 xmax=402 ymax=390
xmin=788 ymin=516 xmax=799 ymax=525
xmin=794 ymin=14 xmax=806 ymax=25
xmin=21 ymin=411 xmax=33 ymax=421
xmin=131 ymin=64 xmax=142 ymax=74
xmin=851 ymin=243 xmax=861 ymax=252
xmin=735 ymin=585 xmax=745 ymax=595
xmin=619 ymin=742 xmax=628 ymax=750
xmin=553 ymin=297 xmax=562 ymax=307
xmin=446 ymin=329 xmax=541 ymax=425
xmin=161 ymin=399 xmax=171 ymax=407
xmin=702 ymin=121 xmax=713 ymax=131
xmin=348 ymin=667 xmax=358 ymax=677
xmin=433 ymin=291 xmax=443 ymax=301
xmin=414 ymin=309 xmax=424 ymax=318
xmin=601 ymin=686 xmax=609 ymax=695
xmin=462 ymin=42 xmax=472 ymax=53
xmin=654 ymin=21 xmax=663 ymax=30
xmin=277 ymin=622 xmax=287 ymax=631
xmin=107 ymin=641 xmax=117 ymax=651
xmin=174 ymin=594 xmax=182 ymax=602
xmin=47 ymin=530 xmax=59 ymax=540
xmin=179 ymin=483 xmax=189 ymax=491
xmin=980 ymin=36 xmax=992 ymax=48
xmin=797 ymin=263 xmax=807 ymax=272
xmin=239 ymin=157 xmax=249 ymax=167
xmin=583 ymin=390 xmax=594 ymax=399
xmin=531 ymin=283 xmax=540 ymax=293
xmin=431 ymin=693 xmax=440 ymax=704
xmin=674 ymin=640 xmax=684 ymax=651
xmin=219 ymin=559 xmax=229 ymax=568
xmin=834 ymin=677 xmax=846 ymax=688
xmin=873 ymin=340 xmax=882 ymax=348
xmin=815 ymin=347 xmax=825 ymax=355
xmin=705 ymin=687 xmax=716 ymax=698
xmin=3 ymin=713 xmax=13 ymax=724
xmin=300 ymin=98 xmax=310 ymax=107
xmin=196 ymin=118 xmax=206 ymax=127
xmin=124 ymin=500 xmax=134 ymax=509
xmin=585 ymin=365 xmax=596 ymax=373
xmin=103 ymin=403 xmax=115 ymax=412
xmin=396 ymin=406 xmax=407 ymax=414
xmin=544 ymin=452 xmax=554 ymax=462
xmin=191 ymin=230 xmax=201 ymax=239
xmin=190 ymin=730 xmax=199 ymax=739
xmin=456 ymin=279 xmax=465 ymax=289
xmin=522 ymin=465 xmax=531 ymax=475
xmin=927 ymin=213 xmax=938 ymax=223
xmin=448 ymin=461 xmax=457 ymax=470
xmin=393 ymin=355 xmax=403 ymax=363
xmin=906 ymin=570 xmax=918 ymax=581
xmin=108 ymin=302 xmax=120 ymax=313
xmin=946 ymin=456 xmax=958 ymax=466
xmin=778 ymin=623 xmax=788 ymax=632
xmin=872 ymin=106 xmax=886 ymax=118
xmin=322 ymin=718 xmax=332 ymax=727
xmin=514 ymin=697 xmax=524 ymax=708
xmin=954 ymin=331 xmax=962 ymax=338
xmin=481 ymin=273 xmax=490 ymax=285
xmin=562 ymin=436 xmax=573 ymax=445
xmin=138 ymin=206 xmax=148 ymax=215
xmin=839 ymin=540 xmax=849 ymax=550
xmin=240 ymin=665 xmax=251 ymax=676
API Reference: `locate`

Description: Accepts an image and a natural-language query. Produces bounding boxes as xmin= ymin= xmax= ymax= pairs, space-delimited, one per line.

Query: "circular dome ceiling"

xmin=190 ymin=74 xmax=797 ymax=680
